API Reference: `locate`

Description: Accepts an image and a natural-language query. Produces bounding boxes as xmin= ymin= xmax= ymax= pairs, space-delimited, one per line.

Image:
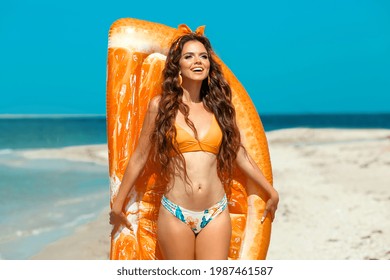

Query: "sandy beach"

xmin=28 ymin=128 xmax=390 ymax=260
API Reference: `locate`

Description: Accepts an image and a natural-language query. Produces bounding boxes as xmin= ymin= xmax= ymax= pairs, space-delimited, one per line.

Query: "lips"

xmin=191 ymin=67 xmax=204 ymax=72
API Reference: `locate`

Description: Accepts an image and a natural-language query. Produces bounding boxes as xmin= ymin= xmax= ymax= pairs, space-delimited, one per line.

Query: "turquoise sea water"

xmin=0 ymin=156 xmax=108 ymax=259
xmin=0 ymin=115 xmax=107 ymax=149
xmin=260 ymin=113 xmax=390 ymax=131
xmin=1 ymin=113 xmax=390 ymax=151
xmin=0 ymin=116 xmax=108 ymax=259
xmin=0 ymin=113 xmax=389 ymax=259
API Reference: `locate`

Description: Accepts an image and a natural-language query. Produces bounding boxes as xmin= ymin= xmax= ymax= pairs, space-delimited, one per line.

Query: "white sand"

xmin=29 ymin=128 xmax=390 ymax=260
xmin=30 ymin=207 xmax=111 ymax=260
xmin=266 ymin=128 xmax=390 ymax=260
xmin=18 ymin=144 xmax=109 ymax=165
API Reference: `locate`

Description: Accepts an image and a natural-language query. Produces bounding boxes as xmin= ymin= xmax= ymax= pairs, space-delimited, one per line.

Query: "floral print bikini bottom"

xmin=161 ymin=194 xmax=228 ymax=235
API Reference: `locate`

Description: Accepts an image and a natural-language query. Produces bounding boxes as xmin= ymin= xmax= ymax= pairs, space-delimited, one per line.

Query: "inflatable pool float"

xmin=106 ymin=18 xmax=273 ymax=260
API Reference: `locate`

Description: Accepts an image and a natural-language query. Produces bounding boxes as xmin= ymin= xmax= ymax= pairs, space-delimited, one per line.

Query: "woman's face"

xmin=179 ymin=40 xmax=210 ymax=83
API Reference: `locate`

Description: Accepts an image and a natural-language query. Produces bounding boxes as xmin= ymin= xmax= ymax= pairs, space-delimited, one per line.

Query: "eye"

xmin=183 ymin=54 xmax=192 ymax=59
xmin=201 ymin=54 xmax=209 ymax=59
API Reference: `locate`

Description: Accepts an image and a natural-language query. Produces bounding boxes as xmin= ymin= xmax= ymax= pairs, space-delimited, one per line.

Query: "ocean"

xmin=0 ymin=115 xmax=107 ymax=149
xmin=0 ymin=115 xmax=108 ymax=260
xmin=260 ymin=113 xmax=390 ymax=131
xmin=0 ymin=113 xmax=389 ymax=260
xmin=1 ymin=113 xmax=390 ymax=150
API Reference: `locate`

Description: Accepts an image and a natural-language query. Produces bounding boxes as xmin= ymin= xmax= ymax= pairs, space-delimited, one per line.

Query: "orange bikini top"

xmin=174 ymin=115 xmax=223 ymax=154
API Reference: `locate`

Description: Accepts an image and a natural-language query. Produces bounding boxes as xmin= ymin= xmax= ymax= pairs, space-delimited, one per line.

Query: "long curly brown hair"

xmin=151 ymin=33 xmax=242 ymax=192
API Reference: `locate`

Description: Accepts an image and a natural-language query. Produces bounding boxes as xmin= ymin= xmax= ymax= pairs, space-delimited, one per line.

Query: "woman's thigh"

xmin=194 ymin=208 xmax=232 ymax=260
xmin=157 ymin=206 xmax=196 ymax=260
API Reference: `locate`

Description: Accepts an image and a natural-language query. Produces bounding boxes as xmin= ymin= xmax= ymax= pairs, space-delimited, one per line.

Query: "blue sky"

xmin=1 ymin=0 xmax=389 ymax=115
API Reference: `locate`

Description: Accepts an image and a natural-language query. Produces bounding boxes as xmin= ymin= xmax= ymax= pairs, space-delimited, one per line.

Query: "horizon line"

xmin=0 ymin=112 xmax=390 ymax=119
xmin=0 ymin=114 xmax=107 ymax=119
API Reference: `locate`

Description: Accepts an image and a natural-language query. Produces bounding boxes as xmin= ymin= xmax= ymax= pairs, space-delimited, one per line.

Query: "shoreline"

xmin=0 ymin=144 xmax=109 ymax=260
xmin=26 ymin=128 xmax=390 ymax=260
xmin=16 ymin=144 xmax=109 ymax=166
xmin=30 ymin=207 xmax=111 ymax=260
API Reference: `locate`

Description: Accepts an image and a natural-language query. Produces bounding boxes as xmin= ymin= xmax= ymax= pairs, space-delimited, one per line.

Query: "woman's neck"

xmin=182 ymin=80 xmax=203 ymax=103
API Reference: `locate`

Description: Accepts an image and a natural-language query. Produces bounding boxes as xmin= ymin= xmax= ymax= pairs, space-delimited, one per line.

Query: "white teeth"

xmin=193 ymin=67 xmax=203 ymax=72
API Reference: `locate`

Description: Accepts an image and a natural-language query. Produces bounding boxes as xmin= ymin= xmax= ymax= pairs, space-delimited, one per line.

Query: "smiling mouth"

xmin=192 ymin=67 xmax=204 ymax=72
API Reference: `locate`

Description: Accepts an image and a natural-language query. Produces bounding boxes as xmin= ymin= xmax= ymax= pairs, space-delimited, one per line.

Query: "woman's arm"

xmin=235 ymin=145 xmax=279 ymax=223
xmin=110 ymin=96 xmax=160 ymax=231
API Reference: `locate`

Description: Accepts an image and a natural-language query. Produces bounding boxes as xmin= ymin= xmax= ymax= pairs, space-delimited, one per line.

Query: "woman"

xmin=109 ymin=32 xmax=279 ymax=260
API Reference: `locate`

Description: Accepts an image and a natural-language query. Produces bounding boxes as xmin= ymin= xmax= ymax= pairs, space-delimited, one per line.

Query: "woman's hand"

xmin=109 ymin=209 xmax=132 ymax=236
xmin=261 ymin=190 xmax=279 ymax=224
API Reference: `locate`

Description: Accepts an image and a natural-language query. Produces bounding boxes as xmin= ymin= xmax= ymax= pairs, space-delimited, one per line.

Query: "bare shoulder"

xmin=148 ymin=95 xmax=161 ymax=113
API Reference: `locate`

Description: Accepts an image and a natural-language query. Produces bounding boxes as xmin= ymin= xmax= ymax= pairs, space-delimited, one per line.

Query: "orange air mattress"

xmin=106 ymin=18 xmax=273 ymax=260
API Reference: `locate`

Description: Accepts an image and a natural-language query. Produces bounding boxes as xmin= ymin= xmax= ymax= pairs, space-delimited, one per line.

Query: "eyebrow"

xmin=182 ymin=51 xmax=208 ymax=56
